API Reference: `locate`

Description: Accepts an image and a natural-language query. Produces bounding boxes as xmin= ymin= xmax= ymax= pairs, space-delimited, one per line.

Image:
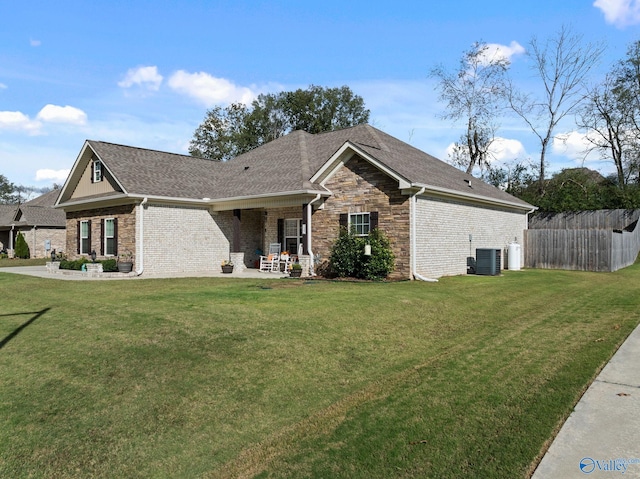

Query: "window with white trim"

xmin=104 ymin=218 xmax=116 ymax=256
xmin=284 ymin=218 xmax=301 ymax=254
xmin=350 ymin=213 xmax=370 ymax=236
xmin=93 ymin=160 xmax=103 ymax=183
xmin=80 ymin=220 xmax=90 ymax=254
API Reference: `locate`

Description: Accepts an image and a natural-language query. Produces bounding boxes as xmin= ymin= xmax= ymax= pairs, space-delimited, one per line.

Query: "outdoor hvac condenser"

xmin=476 ymin=248 xmax=501 ymax=276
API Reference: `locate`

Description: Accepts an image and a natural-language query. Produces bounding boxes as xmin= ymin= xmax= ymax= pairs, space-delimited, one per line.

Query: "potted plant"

xmin=117 ymin=250 xmax=134 ymax=273
xmin=289 ymin=262 xmax=302 ymax=278
xmin=221 ymin=259 xmax=234 ymax=274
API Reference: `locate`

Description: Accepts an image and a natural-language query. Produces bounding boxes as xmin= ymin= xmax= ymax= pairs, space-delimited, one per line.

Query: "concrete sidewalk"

xmin=0 ymin=265 xmax=288 ymax=280
xmin=531 ymin=323 xmax=640 ymax=478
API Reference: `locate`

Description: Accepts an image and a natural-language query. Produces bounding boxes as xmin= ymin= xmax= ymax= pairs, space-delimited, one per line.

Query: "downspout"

xmin=136 ymin=197 xmax=147 ymax=276
xmin=306 ymin=194 xmax=321 ymax=276
xmin=9 ymin=224 xmax=14 ymax=257
xmin=411 ymin=187 xmax=438 ymax=282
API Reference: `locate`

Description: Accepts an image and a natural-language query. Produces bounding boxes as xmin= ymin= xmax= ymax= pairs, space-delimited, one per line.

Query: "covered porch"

xmin=217 ymin=193 xmax=326 ymax=277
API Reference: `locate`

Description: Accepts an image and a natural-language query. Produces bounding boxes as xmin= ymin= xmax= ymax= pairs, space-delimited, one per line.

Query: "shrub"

xmin=360 ymin=228 xmax=395 ymax=280
xmin=329 ymin=227 xmax=395 ymax=280
xmin=101 ymin=259 xmax=118 ymax=272
xmin=14 ymin=232 xmax=30 ymax=259
xmin=59 ymin=257 xmax=90 ymax=270
xmin=329 ymin=227 xmax=361 ymax=278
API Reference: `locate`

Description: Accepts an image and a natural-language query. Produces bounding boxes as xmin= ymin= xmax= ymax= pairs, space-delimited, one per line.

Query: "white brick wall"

xmin=140 ymin=204 xmax=231 ymax=275
xmin=415 ymin=195 xmax=528 ymax=278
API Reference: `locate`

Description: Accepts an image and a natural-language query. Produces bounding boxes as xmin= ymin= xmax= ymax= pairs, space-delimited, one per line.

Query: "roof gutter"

xmin=410 ymin=183 xmax=534 ymax=212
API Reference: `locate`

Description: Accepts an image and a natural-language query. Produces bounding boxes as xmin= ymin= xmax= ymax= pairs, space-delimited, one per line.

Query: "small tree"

xmin=14 ymin=232 xmax=30 ymax=259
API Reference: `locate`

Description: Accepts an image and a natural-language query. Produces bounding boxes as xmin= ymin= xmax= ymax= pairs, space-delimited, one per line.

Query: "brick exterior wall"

xmin=19 ymin=226 xmax=66 ymax=258
xmin=415 ymin=195 xmax=527 ymax=278
xmin=66 ymin=204 xmax=136 ymax=260
xmin=142 ymin=204 xmax=231 ymax=275
xmin=312 ymin=155 xmax=411 ymax=280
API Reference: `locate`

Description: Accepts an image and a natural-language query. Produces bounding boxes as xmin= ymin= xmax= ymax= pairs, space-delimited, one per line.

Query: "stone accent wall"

xmin=415 ymin=195 xmax=527 ymax=278
xmin=66 ymin=204 xmax=136 ymax=260
xmin=312 ymin=155 xmax=411 ymax=279
xmin=142 ymin=204 xmax=231 ymax=275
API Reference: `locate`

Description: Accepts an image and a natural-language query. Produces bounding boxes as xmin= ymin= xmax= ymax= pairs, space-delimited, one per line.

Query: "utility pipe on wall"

xmin=306 ymin=194 xmax=321 ymax=276
xmin=136 ymin=197 xmax=148 ymax=276
xmin=411 ymin=187 xmax=438 ymax=282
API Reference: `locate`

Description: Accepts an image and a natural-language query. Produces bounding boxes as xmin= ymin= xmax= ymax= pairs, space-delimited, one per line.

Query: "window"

xmin=350 ymin=213 xmax=370 ymax=236
xmin=284 ymin=218 xmax=301 ymax=254
xmin=93 ymin=160 xmax=103 ymax=183
xmin=80 ymin=220 xmax=90 ymax=254
xmin=104 ymin=218 xmax=116 ymax=256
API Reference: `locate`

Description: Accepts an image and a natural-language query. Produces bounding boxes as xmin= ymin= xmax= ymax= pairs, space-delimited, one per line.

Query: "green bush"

xmin=14 ymin=232 xmax=30 ymax=259
xmin=59 ymin=258 xmax=90 ymax=270
xmin=101 ymin=259 xmax=118 ymax=272
xmin=360 ymin=228 xmax=395 ymax=280
xmin=329 ymin=227 xmax=395 ymax=280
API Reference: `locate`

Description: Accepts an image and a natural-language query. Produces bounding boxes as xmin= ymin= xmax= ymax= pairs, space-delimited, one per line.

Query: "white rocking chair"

xmin=259 ymin=243 xmax=281 ymax=272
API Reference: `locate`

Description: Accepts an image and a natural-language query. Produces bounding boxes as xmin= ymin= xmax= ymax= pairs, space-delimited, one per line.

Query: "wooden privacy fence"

xmin=524 ymin=210 xmax=640 ymax=272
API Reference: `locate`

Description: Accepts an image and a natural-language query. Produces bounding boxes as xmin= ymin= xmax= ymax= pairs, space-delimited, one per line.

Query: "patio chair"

xmin=259 ymin=243 xmax=281 ymax=272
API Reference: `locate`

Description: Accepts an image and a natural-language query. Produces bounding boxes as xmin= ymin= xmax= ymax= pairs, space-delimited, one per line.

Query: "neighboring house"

xmin=0 ymin=189 xmax=66 ymax=257
xmin=55 ymin=125 xmax=534 ymax=279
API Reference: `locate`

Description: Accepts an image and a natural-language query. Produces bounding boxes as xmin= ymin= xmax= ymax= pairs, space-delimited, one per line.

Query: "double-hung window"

xmin=284 ymin=218 xmax=301 ymax=254
xmin=80 ymin=220 xmax=90 ymax=254
xmin=350 ymin=213 xmax=370 ymax=236
xmin=104 ymin=218 xmax=116 ymax=256
xmin=93 ymin=160 xmax=103 ymax=183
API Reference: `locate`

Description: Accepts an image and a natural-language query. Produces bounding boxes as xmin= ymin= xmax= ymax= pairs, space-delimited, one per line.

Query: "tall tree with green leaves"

xmin=0 ymin=174 xmax=18 ymax=204
xmin=189 ymin=85 xmax=370 ymax=161
xmin=430 ymin=42 xmax=510 ymax=175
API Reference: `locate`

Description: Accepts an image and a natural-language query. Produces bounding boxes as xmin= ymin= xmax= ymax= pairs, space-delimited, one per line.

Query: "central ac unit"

xmin=476 ymin=248 xmax=501 ymax=276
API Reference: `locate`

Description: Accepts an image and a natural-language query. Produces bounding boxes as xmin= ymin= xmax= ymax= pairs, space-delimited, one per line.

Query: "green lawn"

xmin=0 ymin=266 xmax=638 ymax=478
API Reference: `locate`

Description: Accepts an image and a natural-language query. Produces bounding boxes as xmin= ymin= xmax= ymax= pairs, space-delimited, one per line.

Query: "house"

xmin=0 ymin=189 xmax=66 ymax=258
xmin=55 ymin=125 xmax=534 ymax=279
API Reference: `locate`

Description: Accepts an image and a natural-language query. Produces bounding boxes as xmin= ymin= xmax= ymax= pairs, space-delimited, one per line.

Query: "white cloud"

xmin=0 ymin=83 xmax=7 ymax=90
xmin=552 ymin=131 xmax=601 ymax=163
xmin=36 ymin=104 xmax=88 ymax=125
xmin=489 ymin=137 xmax=527 ymax=162
xmin=445 ymin=137 xmax=527 ymax=164
xmin=480 ymin=41 xmax=526 ymax=65
xmin=0 ymin=111 xmax=41 ymax=133
xmin=594 ymin=0 xmax=640 ymax=28
xmin=168 ymin=70 xmax=256 ymax=106
xmin=30 ymin=38 xmax=41 ymax=47
xmin=118 ymin=66 xmax=163 ymax=91
xmin=35 ymin=168 xmax=70 ymax=182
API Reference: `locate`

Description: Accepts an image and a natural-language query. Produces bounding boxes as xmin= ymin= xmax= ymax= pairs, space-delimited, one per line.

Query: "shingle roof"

xmin=74 ymin=125 xmax=531 ymax=209
xmin=0 ymin=205 xmax=15 ymax=226
xmin=15 ymin=205 xmax=66 ymax=227
xmin=0 ymin=190 xmax=66 ymax=228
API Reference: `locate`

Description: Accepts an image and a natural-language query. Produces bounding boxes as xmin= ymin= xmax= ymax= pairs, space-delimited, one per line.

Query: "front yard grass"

xmin=0 ymin=265 xmax=638 ymax=478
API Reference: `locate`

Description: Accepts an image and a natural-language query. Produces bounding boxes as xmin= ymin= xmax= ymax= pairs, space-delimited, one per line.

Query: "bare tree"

xmin=577 ymin=41 xmax=640 ymax=187
xmin=430 ymin=42 xmax=510 ymax=175
xmin=508 ymin=26 xmax=604 ymax=192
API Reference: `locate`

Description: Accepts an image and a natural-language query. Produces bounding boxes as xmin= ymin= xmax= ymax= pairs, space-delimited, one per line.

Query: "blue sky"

xmin=1 ymin=0 xmax=639 ymax=188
